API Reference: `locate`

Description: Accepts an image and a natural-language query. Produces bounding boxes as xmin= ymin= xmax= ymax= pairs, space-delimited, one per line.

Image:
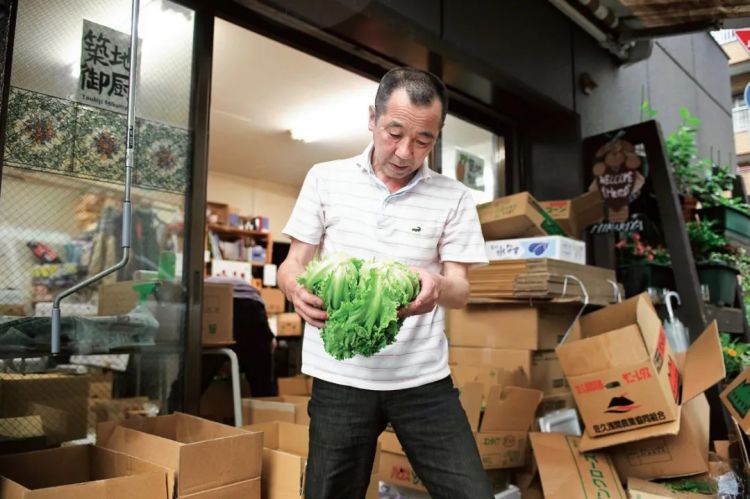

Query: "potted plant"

xmin=615 ymin=232 xmax=673 ymax=297
xmin=686 ymin=220 xmax=740 ymax=307
xmin=664 ymin=108 xmax=710 ymax=222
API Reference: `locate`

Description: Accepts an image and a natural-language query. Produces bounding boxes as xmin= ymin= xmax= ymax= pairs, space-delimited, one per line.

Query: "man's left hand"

xmin=399 ymin=268 xmax=443 ymax=318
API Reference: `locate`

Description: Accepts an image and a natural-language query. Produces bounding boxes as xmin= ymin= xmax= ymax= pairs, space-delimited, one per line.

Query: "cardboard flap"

xmin=481 ymin=386 xmax=542 ymax=431
xmin=578 ymin=411 xmax=682 ymax=452
xmin=529 ymin=433 xmax=625 ymax=499
xmin=579 ymin=293 xmax=642 ymax=337
xmin=720 ymin=366 xmax=750 ymax=434
xmin=458 ymin=382 xmax=483 ymax=431
xmin=243 ymin=421 xmax=280 ymax=449
xmin=556 ymin=325 xmax=649 ymax=376
xmin=682 ymin=321 xmax=725 ymax=403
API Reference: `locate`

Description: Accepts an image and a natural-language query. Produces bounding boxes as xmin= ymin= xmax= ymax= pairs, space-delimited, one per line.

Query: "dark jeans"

xmin=304 ymin=376 xmax=493 ymax=499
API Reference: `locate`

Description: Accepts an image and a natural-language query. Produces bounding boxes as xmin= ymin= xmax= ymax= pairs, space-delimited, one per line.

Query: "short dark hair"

xmin=374 ymin=67 xmax=448 ymax=124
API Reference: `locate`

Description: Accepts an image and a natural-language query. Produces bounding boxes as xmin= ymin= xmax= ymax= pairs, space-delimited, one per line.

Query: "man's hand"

xmin=398 ymin=262 xmax=470 ymax=318
xmin=290 ymin=283 xmax=328 ymax=328
xmin=399 ymin=268 xmax=442 ymax=318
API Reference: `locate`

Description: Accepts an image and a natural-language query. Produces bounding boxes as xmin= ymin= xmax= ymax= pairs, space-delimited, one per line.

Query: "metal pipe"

xmin=52 ymin=0 xmax=141 ymax=353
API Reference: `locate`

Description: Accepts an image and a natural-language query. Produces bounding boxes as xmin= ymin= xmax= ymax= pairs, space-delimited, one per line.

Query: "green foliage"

xmin=297 ymin=255 xmax=420 ymax=360
xmin=720 ymin=332 xmax=750 ymax=381
xmin=663 ymin=478 xmax=716 ymax=494
xmin=685 ymin=220 xmax=729 ymax=262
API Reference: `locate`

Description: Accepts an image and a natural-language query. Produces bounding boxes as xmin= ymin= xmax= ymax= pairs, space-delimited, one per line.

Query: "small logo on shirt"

xmin=411 ymin=226 xmax=421 ymax=232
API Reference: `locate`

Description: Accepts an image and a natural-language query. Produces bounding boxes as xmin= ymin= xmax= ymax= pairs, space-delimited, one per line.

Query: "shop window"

xmin=440 ymin=115 xmax=505 ymax=204
xmin=0 ymin=0 xmax=196 ymax=437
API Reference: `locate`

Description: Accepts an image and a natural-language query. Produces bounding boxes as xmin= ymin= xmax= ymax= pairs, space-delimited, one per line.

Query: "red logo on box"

xmin=605 ymin=395 xmax=641 ymax=414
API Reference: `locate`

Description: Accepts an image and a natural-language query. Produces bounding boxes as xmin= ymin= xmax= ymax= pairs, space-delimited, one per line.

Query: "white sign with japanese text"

xmin=77 ymin=20 xmax=139 ymax=113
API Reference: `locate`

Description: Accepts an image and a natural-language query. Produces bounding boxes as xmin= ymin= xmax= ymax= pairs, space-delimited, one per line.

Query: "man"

xmin=278 ymin=67 xmax=491 ymax=499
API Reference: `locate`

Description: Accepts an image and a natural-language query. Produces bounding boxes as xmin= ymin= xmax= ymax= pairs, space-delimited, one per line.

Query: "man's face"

xmin=368 ymin=88 xmax=442 ymax=186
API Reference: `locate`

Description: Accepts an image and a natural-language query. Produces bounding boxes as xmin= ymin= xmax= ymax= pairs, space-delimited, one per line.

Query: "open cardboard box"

xmin=242 ymin=395 xmax=310 ymax=425
xmin=539 ymin=190 xmax=604 ymax=238
xmin=244 ymin=421 xmax=380 ymax=499
xmin=96 ymin=412 xmax=262 ymax=498
xmin=555 ymin=293 xmax=724 ymax=452
xmin=458 ymin=381 xmax=542 ymax=469
xmin=610 ymin=392 xmax=711 ymax=480
xmin=528 ymin=432 xmax=625 ymax=499
xmin=448 ymin=303 xmax=580 ymax=350
xmin=0 ymin=444 xmax=170 ymax=499
xmin=476 ymin=192 xmax=568 ymax=240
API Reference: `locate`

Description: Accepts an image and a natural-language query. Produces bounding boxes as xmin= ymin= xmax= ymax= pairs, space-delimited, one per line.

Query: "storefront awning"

xmin=551 ymin=0 xmax=750 ymax=61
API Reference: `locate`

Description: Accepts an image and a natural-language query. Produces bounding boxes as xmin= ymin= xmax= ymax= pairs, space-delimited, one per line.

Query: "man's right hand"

xmin=290 ymin=283 xmax=328 ymax=328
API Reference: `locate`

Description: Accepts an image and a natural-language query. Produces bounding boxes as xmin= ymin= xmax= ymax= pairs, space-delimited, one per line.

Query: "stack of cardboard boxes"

xmin=261 ymin=287 xmax=303 ymax=337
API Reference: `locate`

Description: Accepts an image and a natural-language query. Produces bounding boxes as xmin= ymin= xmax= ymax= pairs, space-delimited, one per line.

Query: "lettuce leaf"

xmin=297 ymin=255 xmax=420 ymax=360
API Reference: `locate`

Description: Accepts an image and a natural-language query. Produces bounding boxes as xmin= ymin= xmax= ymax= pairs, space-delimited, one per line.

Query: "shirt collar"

xmin=355 ymin=143 xmax=434 ymax=182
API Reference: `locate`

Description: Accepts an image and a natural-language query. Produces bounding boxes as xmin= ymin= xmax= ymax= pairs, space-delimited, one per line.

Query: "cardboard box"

xmin=531 ymin=351 xmax=568 ymax=395
xmin=539 ymin=190 xmax=604 ymax=238
xmin=528 ymin=432 xmax=625 ymax=499
xmin=0 ymin=373 xmax=89 ymax=445
xmin=244 ymin=421 xmax=308 ymax=499
xmin=477 ymin=192 xmax=568 ymax=240
xmin=449 ymin=347 xmax=531 ymax=373
xmin=276 ymin=312 xmax=302 ymax=336
xmin=260 ymin=288 xmax=285 ymax=314
xmin=96 ymin=412 xmax=263 ymax=498
xmin=180 ymin=477 xmax=260 ymax=499
xmin=557 ymin=295 xmax=724 ymax=451
xmin=485 ymin=236 xmax=586 ymax=265
xmin=450 ymin=348 xmax=532 ymax=392
xmin=720 ymin=365 xmax=750 ymax=434
xmin=277 ymin=375 xmax=313 ymax=396
xmin=458 ymin=381 xmax=542 ymax=469
xmin=89 ymin=397 xmax=150 ymax=428
xmin=611 ymin=393 xmax=710 ymax=480
xmin=451 ymin=365 xmax=529 ymax=399
xmin=378 ymin=431 xmax=428 ymax=493
xmin=202 ymin=283 xmax=234 ymax=345
xmin=0 ymin=416 xmax=46 ymax=455
xmin=0 ymin=444 xmax=169 ymax=499
xmin=242 ymin=396 xmax=310 ymax=426
xmin=448 ymin=304 xmax=580 ymax=350
xmin=536 ymin=391 xmax=576 ymax=417
xmin=627 ymin=477 xmax=708 ymax=498
xmin=89 ymin=372 xmax=113 ymax=399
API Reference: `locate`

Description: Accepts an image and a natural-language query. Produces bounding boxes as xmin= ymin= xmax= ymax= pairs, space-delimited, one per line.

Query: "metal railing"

xmin=733 ymin=106 xmax=749 ymax=133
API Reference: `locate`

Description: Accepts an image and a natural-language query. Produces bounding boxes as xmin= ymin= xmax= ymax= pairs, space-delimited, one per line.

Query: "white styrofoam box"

xmin=494 ymin=485 xmax=520 ymax=499
xmin=485 ymin=236 xmax=586 ymax=265
xmin=263 ymin=264 xmax=277 ymax=287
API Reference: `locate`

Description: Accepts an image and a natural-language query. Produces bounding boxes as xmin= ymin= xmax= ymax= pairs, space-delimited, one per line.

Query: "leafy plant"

xmin=720 ymin=332 xmax=750 ymax=381
xmin=665 ymin=108 xmax=708 ymax=200
xmin=685 ymin=220 xmax=730 ymax=262
xmin=297 ymin=254 xmax=420 ymax=360
xmin=615 ymin=232 xmax=670 ymax=265
xmin=664 ymin=478 xmax=716 ymax=495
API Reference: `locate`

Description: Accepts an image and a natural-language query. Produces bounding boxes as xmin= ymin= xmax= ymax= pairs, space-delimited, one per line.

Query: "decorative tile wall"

xmin=4 ymin=86 xmax=190 ymax=194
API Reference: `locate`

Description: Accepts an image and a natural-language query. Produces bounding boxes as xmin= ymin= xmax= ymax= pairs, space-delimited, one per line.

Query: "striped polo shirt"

xmin=282 ymin=144 xmax=488 ymax=390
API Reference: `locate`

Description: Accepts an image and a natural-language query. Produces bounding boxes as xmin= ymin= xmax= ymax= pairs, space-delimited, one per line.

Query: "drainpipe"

xmin=51 ymin=0 xmax=140 ymax=353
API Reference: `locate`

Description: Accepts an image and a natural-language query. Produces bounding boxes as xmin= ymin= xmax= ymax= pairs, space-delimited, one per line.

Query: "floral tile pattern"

xmin=4 ymin=87 xmax=75 ymax=172
xmin=135 ymin=119 xmax=189 ymax=193
xmin=72 ymin=105 xmax=127 ymax=183
xmin=3 ymin=87 xmax=191 ymax=194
